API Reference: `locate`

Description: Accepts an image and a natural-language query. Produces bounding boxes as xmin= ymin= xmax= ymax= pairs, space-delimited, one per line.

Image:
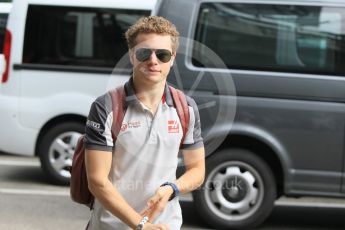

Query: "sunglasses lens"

xmin=136 ymin=48 xmax=152 ymax=62
xmin=135 ymin=48 xmax=172 ymax=63
xmin=156 ymin=49 xmax=172 ymax=63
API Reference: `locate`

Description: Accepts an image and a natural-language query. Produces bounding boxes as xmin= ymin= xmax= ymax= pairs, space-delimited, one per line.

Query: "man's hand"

xmin=140 ymin=186 xmax=174 ymax=221
xmin=142 ymin=222 xmax=170 ymax=230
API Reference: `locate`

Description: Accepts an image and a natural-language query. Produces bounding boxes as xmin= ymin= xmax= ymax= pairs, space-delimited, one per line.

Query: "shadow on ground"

xmin=180 ymin=201 xmax=345 ymax=230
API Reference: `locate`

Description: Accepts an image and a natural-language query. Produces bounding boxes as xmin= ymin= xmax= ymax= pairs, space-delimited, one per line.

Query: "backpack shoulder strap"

xmin=109 ymin=86 xmax=126 ymax=142
xmin=168 ymin=85 xmax=190 ymax=146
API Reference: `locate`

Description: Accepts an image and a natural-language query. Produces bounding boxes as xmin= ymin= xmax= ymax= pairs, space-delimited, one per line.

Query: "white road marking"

xmin=1 ymin=188 xmax=345 ymax=210
xmin=0 ymin=159 xmax=40 ymax=167
xmin=0 ymin=188 xmax=69 ymax=196
xmin=1 ymin=159 xmax=345 ymax=210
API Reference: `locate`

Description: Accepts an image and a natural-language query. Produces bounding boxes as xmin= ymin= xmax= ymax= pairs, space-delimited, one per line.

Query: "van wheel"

xmin=193 ymin=149 xmax=276 ymax=229
xmin=38 ymin=122 xmax=84 ymax=185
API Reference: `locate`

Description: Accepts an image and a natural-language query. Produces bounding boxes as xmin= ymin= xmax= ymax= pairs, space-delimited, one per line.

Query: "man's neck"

xmin=132 ymin=78 xmax=166 ymax=108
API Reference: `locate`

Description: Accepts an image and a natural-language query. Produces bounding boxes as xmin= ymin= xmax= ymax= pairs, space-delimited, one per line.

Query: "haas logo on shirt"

xmin=168 ymin=120 xmax=179 ymax=133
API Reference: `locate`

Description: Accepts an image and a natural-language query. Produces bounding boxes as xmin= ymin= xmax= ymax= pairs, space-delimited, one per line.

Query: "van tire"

xmin=193 ymin=148 xmax=276 ymax=229
xmin=38 ymin=122 xmax=84 ymax=185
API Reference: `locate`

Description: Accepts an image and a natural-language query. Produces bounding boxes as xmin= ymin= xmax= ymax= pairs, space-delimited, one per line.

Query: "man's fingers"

xmin=140 ymin=208 xmax=149 ymax=216
xmin=142 ymin=202 xmax=164 ymax=222
xmin=148 ymin=203 xmax=165 ymax=221
xmin=148 ymin=186 xmax=173 ymax=209
xmin=157 ymin=224 xmax=169 ymax=230
xmin=147 ymin=194 xmax=161 ymax=207
xmin=143 ymin=223 xmax=168 ymax=230
xmin=143 ymin=187 xmax=172 ymax=223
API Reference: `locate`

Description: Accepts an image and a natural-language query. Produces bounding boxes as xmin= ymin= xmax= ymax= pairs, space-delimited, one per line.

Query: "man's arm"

xmin=143 ymin=147 xmax=205 ymax=220
xmin=175 ymin=146 xmax=205 ymax=194
xmin=142 ymin=96 xmax=205 ymax=220
xmin=86 ymin=150 xmax=169 ymax=230
xmin=85 ymin=149 xmax=143 ymax=229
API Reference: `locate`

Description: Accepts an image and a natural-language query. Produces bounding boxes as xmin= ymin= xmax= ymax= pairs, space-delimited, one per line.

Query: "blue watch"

xmin=161 ymin=182 xmax=180 ymax=201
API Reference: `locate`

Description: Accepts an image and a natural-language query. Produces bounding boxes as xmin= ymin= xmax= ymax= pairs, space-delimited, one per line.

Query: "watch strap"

xmin=160 ymin=182 xmax=180 ymax=201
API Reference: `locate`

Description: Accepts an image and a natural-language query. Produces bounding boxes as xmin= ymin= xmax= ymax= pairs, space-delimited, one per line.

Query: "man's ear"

xmin=129 ymin=49 xmax=134 ymax=65
xmin=170 ymin=52 xmax=176 ymax=67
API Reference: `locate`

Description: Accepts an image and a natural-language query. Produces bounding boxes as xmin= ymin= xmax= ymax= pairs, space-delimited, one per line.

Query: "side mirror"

xmin=0 ymin=54 xmax=5 ymax=76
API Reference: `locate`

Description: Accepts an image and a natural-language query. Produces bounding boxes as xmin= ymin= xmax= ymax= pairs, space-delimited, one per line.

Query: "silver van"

xmin=155 ymin=0 xmax=345 ymax=229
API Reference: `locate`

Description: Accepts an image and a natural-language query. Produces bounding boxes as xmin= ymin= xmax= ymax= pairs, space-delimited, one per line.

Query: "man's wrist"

xmin=135 ymin=216 xmax=148 ymax=230
xmin=160 ymin=182 xmax=180 ymax=201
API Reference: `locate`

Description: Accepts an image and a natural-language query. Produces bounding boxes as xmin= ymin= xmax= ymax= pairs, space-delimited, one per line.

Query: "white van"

xmin=0 ymin=0 xmax=156 ymax=184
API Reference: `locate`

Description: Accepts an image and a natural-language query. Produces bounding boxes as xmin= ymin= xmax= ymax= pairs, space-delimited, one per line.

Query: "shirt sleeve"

xmin=84 ymin=92 xmax=114 ymax=152
xmin=180 ymin=96 xmax=204 ymax=150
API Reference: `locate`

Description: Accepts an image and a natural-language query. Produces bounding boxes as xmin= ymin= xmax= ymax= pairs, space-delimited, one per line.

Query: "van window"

xmin=23 ymin=5 xmax=150 ymax=68
xmin=193 ymin=3 xmax=345 ymax=76
xmin=0 ymin=13 xmax=8 ymax=53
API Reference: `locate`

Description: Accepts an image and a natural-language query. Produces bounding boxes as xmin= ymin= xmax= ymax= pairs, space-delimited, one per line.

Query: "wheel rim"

xmin=204 ymin=161 xmax=264 ymax=221
xmin=48 ymin=131 xmax=82 ymax=178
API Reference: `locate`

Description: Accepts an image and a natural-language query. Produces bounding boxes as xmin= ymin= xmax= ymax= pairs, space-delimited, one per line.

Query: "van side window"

xmin=0 ymin=13 xmax=8 ymax=53
xmin=193 ymin=3 xmax=345 ymax=76
xmin=23 ymin=5 xmax=149 ymax=68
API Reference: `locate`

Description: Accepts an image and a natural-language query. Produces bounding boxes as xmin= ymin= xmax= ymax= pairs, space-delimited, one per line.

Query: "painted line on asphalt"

xmin=1 ymin=187 xmax=345 ymax=210
xmin=0 ymin=159 xmax=40 ymax=167
xmin=0 ymin=188 xmax=69 ymax=196
xmin=0 ymin=188 xmax=194 ymax=200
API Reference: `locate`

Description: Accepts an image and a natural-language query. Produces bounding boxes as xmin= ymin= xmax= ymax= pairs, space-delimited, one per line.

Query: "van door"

xmin=201 ymin=1 xmax=345 ymax=195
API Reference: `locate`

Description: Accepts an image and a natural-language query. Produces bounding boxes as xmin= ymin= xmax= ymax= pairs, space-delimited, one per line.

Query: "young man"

xmin=84 ymin=16 xmax=205 ymax=230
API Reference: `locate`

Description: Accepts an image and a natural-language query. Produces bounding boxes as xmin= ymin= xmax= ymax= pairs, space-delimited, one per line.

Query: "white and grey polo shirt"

xmin=85 ymin=78 xmax=203 ymax=230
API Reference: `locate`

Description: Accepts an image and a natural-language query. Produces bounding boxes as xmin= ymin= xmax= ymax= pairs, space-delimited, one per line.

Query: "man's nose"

xmin=147 ymin=51 xmax=159 ymax=64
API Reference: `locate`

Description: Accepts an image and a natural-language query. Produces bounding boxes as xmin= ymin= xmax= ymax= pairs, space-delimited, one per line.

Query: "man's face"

xmin=130 ymin=33 xmax=175 ymax=85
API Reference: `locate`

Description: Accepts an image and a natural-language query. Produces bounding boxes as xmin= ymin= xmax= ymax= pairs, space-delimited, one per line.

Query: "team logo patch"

xmin=121 ymin=121 xmax=141 ymax=132
xmin=168 ymin=120 xmax=179 ymax=133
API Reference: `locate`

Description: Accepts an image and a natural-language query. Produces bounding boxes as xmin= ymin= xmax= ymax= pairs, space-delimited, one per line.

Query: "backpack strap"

xmin=169 ymin=86 xmax=190 ymax=146
xmin=108 ymin=85 xmax=190 ymax=147
xmin=109 ymin=86 xmax=126 ymax=142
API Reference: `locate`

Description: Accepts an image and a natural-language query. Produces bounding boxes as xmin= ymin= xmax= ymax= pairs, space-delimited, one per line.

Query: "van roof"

xmin=11 ymin=0 xmax=156 ymax=10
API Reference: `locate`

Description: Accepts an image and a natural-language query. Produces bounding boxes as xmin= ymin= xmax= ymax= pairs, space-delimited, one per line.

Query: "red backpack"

xmin=69 ymin=85 xmax=190 ymax=209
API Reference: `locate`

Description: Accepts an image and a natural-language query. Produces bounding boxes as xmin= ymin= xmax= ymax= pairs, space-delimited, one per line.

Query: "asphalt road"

xmin=1 ymin=152 xmax=345 ymax=230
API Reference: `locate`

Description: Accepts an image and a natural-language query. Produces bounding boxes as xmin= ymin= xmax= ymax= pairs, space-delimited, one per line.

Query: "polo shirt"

xmin=85 ymin=78 xmax=203 ymax=230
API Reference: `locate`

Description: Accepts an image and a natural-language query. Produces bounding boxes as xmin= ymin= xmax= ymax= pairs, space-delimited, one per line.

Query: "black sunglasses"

xmin=135 ymin=48 xmax=172 ymax=63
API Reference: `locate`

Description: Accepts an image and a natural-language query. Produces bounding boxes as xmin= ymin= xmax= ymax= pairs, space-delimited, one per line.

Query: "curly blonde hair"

xmin=125 ymin=16 xmax=180 ymax=52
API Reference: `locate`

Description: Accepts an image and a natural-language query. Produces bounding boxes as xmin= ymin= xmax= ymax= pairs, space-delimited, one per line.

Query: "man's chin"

xmin=144 ymin=74 xmax=164 ymax=81
xmin=134 ymin=71 xmax=167 ymax=83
